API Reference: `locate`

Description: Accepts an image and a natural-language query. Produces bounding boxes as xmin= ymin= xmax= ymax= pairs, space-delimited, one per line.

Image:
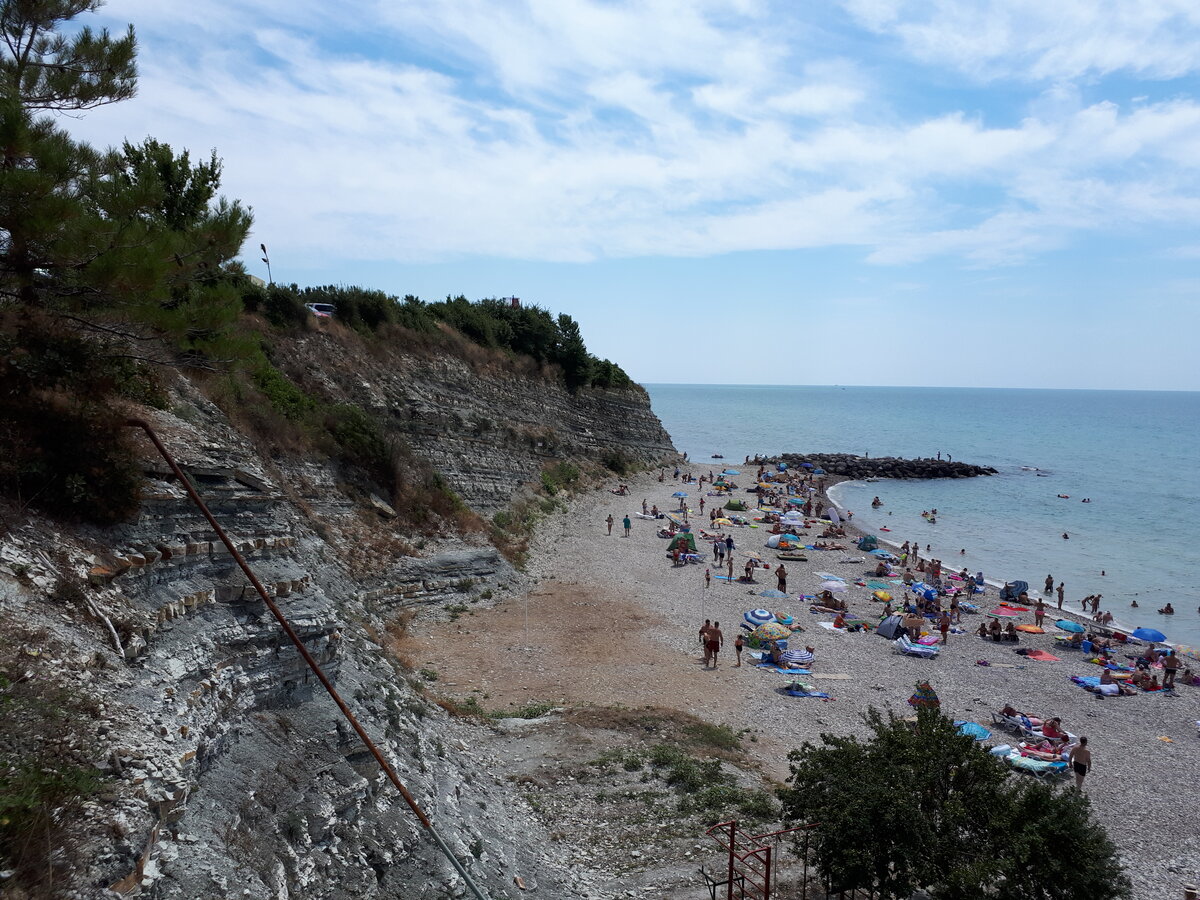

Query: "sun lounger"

xmin=895 ymin=635 xmax=940 ymax=658
xmin=1001 ymin=750 xmax=1069 ymax=778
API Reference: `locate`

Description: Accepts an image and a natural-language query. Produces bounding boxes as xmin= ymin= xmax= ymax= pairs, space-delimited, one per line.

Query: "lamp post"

xmin=260 ymin=242 xmax=273 ymax=285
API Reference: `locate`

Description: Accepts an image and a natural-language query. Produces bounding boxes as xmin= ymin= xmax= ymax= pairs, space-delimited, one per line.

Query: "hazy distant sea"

xmin=645 ymin=384 xmax=1200 ymax=649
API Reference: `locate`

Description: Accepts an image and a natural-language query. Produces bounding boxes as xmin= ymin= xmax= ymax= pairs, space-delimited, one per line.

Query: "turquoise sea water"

xmin=644 ymin=384 xmax=1200 ymax=649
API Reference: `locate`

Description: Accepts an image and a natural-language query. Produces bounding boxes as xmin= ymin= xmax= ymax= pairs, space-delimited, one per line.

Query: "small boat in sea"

xmin=711 ymin=453 xmax=724 ymax=459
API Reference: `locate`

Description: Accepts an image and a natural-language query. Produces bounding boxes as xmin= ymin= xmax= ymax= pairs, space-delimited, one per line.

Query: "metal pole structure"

xmin=125 ymin=419 xmax=492 ymax=900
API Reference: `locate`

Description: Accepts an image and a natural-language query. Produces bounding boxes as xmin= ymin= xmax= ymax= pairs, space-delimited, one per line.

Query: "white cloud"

xmin=840 ymin=0 xmax=1200 ymax=82
xmin=61 ymin=0 xmax=1200 ymax=271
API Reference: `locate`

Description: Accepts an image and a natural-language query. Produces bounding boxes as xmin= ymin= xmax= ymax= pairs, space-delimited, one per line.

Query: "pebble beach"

xmin=509 ymin=464 xmax=1200 ymax=899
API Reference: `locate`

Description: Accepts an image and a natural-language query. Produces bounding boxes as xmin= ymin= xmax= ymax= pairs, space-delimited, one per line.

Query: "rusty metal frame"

xmin=125 ymin=418 xmax=492 ymax=900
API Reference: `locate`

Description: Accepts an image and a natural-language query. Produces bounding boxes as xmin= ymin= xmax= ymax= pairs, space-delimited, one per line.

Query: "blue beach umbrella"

xmin=744 ymin=609 xmax=776 ymax=626
xmin=780 ymin=533 xmax=802 ymax=542
xmin=1055 ymin=619 xmax=1085 ymax=634
xmin=1132 ymin=627 xmax=1166 ymax=643
xmin=722 ymin=469 xmax=741 ymax=475
xmin=758 ymin=588 xmax=787 ymax=600
xmin=671 ymin=491 xmax=688 ymax=498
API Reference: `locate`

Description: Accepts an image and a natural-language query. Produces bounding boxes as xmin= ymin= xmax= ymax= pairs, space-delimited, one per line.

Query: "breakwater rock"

xmin=775 ymin=453 xmax=997 ymax=480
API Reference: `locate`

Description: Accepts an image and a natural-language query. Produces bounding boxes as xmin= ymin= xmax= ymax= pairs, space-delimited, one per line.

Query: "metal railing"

xmin=125 ymin=419 xmax=492 ymax=900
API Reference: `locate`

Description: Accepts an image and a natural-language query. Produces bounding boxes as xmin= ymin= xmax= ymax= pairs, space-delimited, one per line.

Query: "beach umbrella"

xmin=779 ymin=533 xmax=802 ymax=543
xmin=722 ymin=469 xmax=741 ymax=475
xmin=908 ymin=681 xmax=940 ymax=709
xmin=815 ymin=572 xmax=844 ymax=581
xmin=757 ymin=588 xmax=787 ymax=599
xmin=752 ymin=622 xmax=792 ymax=642
xmin=1055 ymin=619 xmax=1085 ymax=633
xmin=1132 ymin=627 xmax=1166 ymax=643
xmin=744 ymin=551 xmax=763 ymax=561
xmin=671 ymin=491 xmax=688 ymax=498
xmin=782 ymin=648 xmax=814 ymax=667
xmin=744 ymin=609 xmax=776 ymax=626
xmin=954 ymin=721 xmax=991 ymax=741
xmin=1174 ymin=644 xmax=1200 ymax=662
xmin=813 ymin=468 xmax=826 ymax=475
xmin=821 ymin=580 xmax=848 ymax=592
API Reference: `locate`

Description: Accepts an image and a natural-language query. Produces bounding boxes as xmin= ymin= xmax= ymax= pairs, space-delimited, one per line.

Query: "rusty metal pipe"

xmin=125 ymin=419 xmax=491 ymax=900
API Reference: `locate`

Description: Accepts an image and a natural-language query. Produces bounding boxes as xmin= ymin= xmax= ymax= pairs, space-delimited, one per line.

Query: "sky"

xmin=66 ymin=0 xmax=1200 ymax=390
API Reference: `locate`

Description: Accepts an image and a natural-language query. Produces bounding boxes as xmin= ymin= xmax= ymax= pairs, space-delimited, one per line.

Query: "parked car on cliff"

xmin=305 ymin=302 xmax=335 ymax=318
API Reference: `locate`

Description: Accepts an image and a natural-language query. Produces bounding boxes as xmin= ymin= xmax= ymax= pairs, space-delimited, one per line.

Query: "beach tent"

xmin=857 ymin=535 xmax=879 ymax=551
xmin=999 ymin=581 xmax=1029 ymax=602
xmin=724 ymin=499 xmax=748 ymax=511
xmin=667 ymin=533 xmax=697 ymax=553
xmin=877 ymin=615 xmax=905 ymax=639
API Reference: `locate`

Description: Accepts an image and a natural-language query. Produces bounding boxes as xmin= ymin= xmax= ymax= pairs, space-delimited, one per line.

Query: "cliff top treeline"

xmin=245 ymin=285 xmax=634 ymax=392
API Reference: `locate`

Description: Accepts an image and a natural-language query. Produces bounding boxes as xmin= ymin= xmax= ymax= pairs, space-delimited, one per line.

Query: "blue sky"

xmin=72 ymin=0 xmax=1200 ymax=390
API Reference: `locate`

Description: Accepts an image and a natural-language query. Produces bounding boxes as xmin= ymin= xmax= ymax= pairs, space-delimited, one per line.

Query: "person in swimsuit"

xmin=706 ymin=621 xmax=724 ymax=669
xmin=699 ymin=620 xmax=712 ymax=665
xmin=734 ymin=633 xmax=744 ymax=667
xmin=1069 ymin=737 xmax=1091 ymax=789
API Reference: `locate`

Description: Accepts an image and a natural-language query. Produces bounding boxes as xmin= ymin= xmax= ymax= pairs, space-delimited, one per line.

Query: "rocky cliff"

xmin=0 ymin=337 xmax=675 ymax=900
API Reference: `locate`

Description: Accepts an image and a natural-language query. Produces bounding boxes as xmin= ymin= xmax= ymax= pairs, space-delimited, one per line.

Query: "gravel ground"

xmin=418 ymin=466 xmax=1200 ymax=899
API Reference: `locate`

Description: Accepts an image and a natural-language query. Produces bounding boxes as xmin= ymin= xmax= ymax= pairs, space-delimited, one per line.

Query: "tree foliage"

xmin=246 ymin=284 xmax=636 ymax=392
xmin=0 ymin=0 xmax=251 ymax=523
xmin=780 ymin=707 xmax=1131 ymax=900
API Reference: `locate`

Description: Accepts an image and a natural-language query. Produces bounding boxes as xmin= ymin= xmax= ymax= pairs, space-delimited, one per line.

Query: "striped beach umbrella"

xmin=782 ymin=648 xmax=814 ymax=667
xmin=908 ymin=681 xmax=940 ymax=709
xmin=744 ymin=609 xmax=776 ymax=626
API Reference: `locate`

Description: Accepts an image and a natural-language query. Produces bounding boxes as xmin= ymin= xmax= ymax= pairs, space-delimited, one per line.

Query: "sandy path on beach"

xmin=409 ymin=464 xmax=1200 ymax=898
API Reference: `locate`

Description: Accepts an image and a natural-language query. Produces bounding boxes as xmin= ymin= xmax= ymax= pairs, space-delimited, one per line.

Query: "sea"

xmin=644 ymin=384 xmax=1200 ymax=649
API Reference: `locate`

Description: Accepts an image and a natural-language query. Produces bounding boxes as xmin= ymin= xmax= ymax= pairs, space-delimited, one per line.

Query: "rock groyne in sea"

xmin=773 ymin=452 xmax=997 ymax=480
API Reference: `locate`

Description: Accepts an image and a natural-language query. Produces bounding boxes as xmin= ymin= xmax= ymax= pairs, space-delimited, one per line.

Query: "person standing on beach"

xmin=707 ymin=622 xmax=724 ymax=668
xmin=938 ymin=610 xmax=951 ymax=644
xmin=622 ymin=515 xmax=631 ymax=537
xmin=704 ymin=568 xmax=711 ymax=589
xmin=1056 ymin=582 xmax=1065 ymax=609
xmin=699 ymin=620 xmax=712 ymax=664
xmin=727 ymin=556 xmax=734 ymax=582
xmin=775 ymin=564 xmax=788 ymax=593
xmin=1162 ymin=650 xmax=1180 ymax=688
xmin=606 ymin=514 xmax=614 ymax=535
xmin=1069 ymin=737 xmax=1092 ymax=789
xmin=1035 ymin=599 xmax=1046 ymax=627
xmin=734 ymin=633 xmax=744 ymax=667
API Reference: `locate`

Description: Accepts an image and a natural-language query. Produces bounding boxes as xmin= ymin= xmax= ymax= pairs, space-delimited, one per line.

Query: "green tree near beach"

xmin=779 ymin=707 xmax=1130 ymax=899
xmin=0 ymin=0 xmax=252 ymax=520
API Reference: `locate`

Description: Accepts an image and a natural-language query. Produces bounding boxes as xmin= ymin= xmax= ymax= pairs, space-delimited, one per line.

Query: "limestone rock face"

xmin=0 ymin=352 xmax=673 ymax=899
xmin=277 ymin=331 xmax=676 ymax=513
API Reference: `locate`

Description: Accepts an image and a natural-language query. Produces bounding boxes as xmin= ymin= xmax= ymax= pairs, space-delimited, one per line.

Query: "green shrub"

xmin=252 ymin=363 xmax=314 ymax=421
